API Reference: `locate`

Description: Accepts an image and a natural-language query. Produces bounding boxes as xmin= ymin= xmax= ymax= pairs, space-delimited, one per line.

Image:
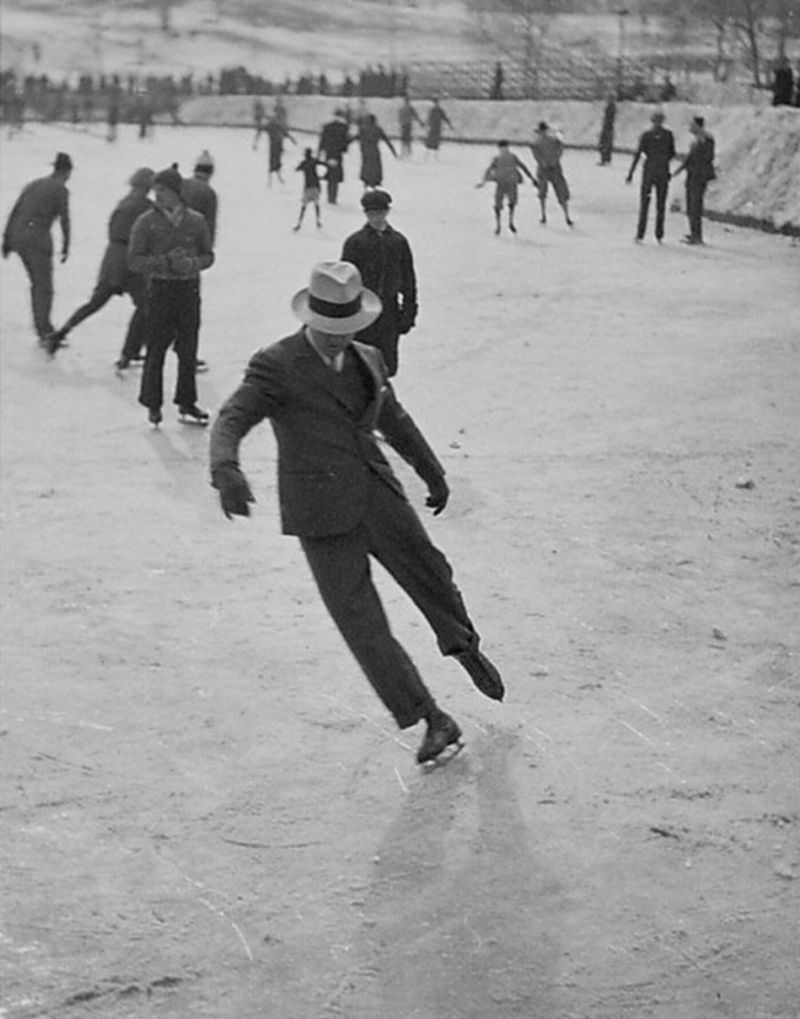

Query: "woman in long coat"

xmin=357 ymin=113 xmax=397 ymax=188
xmin=424 ymin=98 xmax=453 ymax=154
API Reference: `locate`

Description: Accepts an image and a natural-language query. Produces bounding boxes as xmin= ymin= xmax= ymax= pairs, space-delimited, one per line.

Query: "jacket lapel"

xmin=289 ymin=329 xmax=375 ymax=416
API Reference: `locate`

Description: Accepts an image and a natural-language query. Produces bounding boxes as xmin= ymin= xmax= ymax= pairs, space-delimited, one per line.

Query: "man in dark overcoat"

xmin=340 ymin=189 xmax=416 ymax=377
xmin=209 ymin=261 xmax=504 ymax=766
xmin=46 ymin=167 xmax=154 ymax=364
xmin=317 ymin=108 xmax=351 ymax=204
xmin=2 ymin=151 xmax=72 ymax=342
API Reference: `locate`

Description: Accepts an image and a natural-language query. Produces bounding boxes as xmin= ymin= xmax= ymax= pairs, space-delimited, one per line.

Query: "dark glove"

xmin=398 ymin=310 xmax=416 ymax=335
xmin=2 ymin=242 xmax=10 ymax=259
xmin=425 ymin=475 xmax=449 ymax=516
xmin=212 ymin=465 xmax=255 ymax=520
xmin=60 ymin=249 xmax=69 ymax=263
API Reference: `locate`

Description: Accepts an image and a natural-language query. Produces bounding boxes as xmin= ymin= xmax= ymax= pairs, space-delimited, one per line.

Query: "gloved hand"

xmin=425 ymin=475 xmax=449 ymax=516
xmin=2 ymin=241 xmax=11 ymax=259
xmin=167 ymin=247 xmax=196 ymax=275
xmin=60 ymin=249 xmax=69 ymax=263
xmin=212 ymin=465 xmax=255 ymax=520
xmin=398 ymin=310 xmax=416 ymax=335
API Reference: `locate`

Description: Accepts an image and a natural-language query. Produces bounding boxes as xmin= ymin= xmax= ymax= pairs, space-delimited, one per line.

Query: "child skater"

xmin=476 ymin=139 xmax=536 ymax=235
xmin=293 ymin=148 xmax=327 ymax=231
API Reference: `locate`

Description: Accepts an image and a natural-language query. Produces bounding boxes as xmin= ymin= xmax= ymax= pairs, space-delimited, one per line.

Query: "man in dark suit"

xmin=317 ymin=108 xmax=350 ymax=204
xmin=626 ymin=110 xmax=676 ymax=243
xmin=672 ymin=115 xmax=716 ymax=246
xmin=209 ymin=261 xmax=504 ymax=766
xmin=341 ymin=189 xmax=417 ymax=377
xmin=2 ymin=151 xmax=72 ymax=342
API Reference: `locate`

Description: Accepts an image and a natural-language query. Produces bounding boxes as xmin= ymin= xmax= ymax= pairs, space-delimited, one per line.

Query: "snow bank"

xmin=180 ymin=95 xmax=800 ymax=233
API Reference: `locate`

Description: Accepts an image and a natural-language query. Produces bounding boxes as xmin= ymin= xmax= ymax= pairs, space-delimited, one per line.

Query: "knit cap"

xmin=153 ymin=164 xmax=183 ymax=195
xmin=194 ymin=149 xmax=214 ymax=172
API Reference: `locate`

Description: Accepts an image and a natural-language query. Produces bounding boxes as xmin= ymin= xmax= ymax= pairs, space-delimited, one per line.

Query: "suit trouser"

xmin=138 ymin=278 xmax=199 ymax=411
xmin=356 ymin=313 xmax=402 ymax=377
xmin=17 ymin=245 xmax=54 ymax=338
xmin=637 ymin=175 xmax=669 ymax=240
xmin=686 ymin=179 xmax=708 ymax=241
xmin=119 ymin=275 xmax=148 ymax=359
xmin=62 ymin=281 xmax=118 ymax=333
xmin=299 ymin=480 xmax=479 ymax=729
xmin=325 ymin=162 xmax=343 ymax=203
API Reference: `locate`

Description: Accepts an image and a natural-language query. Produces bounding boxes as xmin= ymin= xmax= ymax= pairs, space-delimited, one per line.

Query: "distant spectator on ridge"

xmin=491 ymin=62 xmax=504 ymax=100
xmin=771 ymin=57 xmax=794 ymax=106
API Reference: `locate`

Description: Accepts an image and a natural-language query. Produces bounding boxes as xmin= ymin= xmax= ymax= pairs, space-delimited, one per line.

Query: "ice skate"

xmin=148 ymin=407 xmax=162 ymax=427
xmin=455 ymin=647 xmax=505 ymax=701
xmin=416 ymin=710 xmax=464 ymax=765
xmin=178 ymin=404 xmax=210 ymax=426
xmin=43 ymin=330 xmax=66 ymax=357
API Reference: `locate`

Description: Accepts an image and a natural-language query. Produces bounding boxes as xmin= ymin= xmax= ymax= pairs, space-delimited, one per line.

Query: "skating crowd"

xmin=0 ymin=97 xmax=734 ymax=766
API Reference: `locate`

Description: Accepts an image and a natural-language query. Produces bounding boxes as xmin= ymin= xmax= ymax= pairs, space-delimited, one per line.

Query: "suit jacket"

xmin=182 ymin=176 xmax=218 ymax=246
xmin=318 ymin=119 xmax=350 ymax=161
xmin=630 ymin=126 xmax=675 ymax=181
xmin=678 ymin=131 xmax=716 ymax=184
xmin=210 ymin=329 xmax=444 ymax=537
xmin=3 ymin=174 xmax=70 ymax=255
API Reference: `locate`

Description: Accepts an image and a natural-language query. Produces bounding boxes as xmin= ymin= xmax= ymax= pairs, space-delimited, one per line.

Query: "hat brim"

xmin=291 ymin=286 xmax=382 ymax=334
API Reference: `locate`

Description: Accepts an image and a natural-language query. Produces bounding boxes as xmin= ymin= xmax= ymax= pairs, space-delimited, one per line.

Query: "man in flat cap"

xmin=46 ymin=167 xmax=155 ymax=364
xmin=209 ymin=260 xmax=505 ymax=766
xmin=2 ymin=152 xmax=72 ymax=343
xmin=340 ymin=189 xmax=417 ymax=377
xmin=626 ymin=109 xmax=676 ymax=244
xmin=128 ymin=164 xmax=214 ymax=426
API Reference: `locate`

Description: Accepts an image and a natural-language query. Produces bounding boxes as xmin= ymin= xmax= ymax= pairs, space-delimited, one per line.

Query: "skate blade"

xmin=178 ymin=416 xmax=209 ymax=427
xmin=421 ymin=739 xmax=465 ymax=769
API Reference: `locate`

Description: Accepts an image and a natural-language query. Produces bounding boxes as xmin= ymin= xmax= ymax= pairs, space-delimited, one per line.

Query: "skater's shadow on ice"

xmin=145 ymin=426 xmax=210 ymax=504
xmin=25 ymin=354 xmax=134 ymax=397
xmin=348 ymin=725 xmax=562 ymax=1015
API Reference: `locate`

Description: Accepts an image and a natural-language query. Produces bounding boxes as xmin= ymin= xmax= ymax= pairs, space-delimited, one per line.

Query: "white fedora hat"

xmin=291 ymin=261 xmax=382 ymax=335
